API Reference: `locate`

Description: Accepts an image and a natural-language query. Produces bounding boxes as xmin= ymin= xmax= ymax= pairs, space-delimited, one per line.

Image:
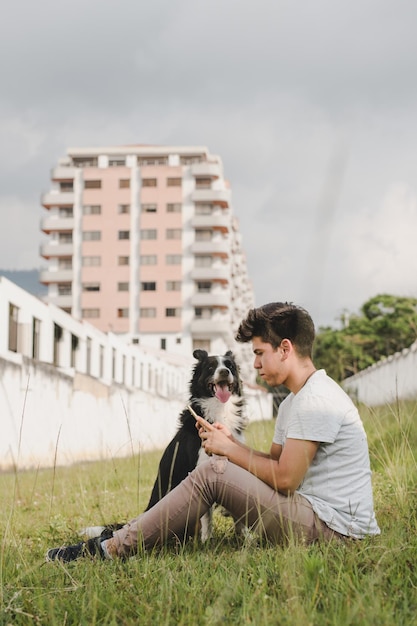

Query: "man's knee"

xmin=209 ymin=454 xmax=229 ymax=474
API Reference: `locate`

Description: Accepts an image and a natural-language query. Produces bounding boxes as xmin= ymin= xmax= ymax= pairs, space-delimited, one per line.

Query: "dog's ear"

xmin=224 ymin=350 xmax=235 ymax=358
xmin=193 ymin=349 xmax=208 ymax=361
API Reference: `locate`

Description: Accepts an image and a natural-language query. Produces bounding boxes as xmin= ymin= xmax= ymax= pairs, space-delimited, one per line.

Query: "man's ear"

xmin=280 ymin=338 xmax=292 ymax=357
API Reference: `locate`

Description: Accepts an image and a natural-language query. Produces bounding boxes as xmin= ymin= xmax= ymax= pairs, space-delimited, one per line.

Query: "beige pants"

xmin=112 ymin=454 xmax=343 ymax=558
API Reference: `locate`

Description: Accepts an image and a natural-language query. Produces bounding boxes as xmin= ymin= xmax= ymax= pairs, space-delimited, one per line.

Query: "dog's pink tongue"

xmin=215 ymin=385 xmax=231 ymax=403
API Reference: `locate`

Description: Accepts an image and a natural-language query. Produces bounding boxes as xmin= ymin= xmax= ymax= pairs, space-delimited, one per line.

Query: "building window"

xmin=195 ymin=307 xmax=212 ymax=319
xmin=32 ymin=317 xmax=41 ymax=359
xmin=73 ymin=157 xmax=98 ymax=167
xmin=118 ymin=204 xmax=130 ymax=214
xmin=117 ymin=308 xmax=129 ymax=318
xmin=161 ymin=338 xmax=166 ymax=350
xmin=180 ymin=155 xmax=203 ymax=165
xmin=166 ymin=281 xmax=181 ymax=291
xmin=59 ymin=207 xmax=73 ymax=217
xmin=167 ymin=203 xmax=182 ymax=212
xmin=195 ymin=177 xmax=212 ymax=189
xmin=82 ymin=282 xmax=100 ymax=292
xmin=86 ymin=337 xmax=92 ymax=375
xmin=109 ymin=158 xmax=125 ymax=167
xmin=118 ymin=282 xmax=129 ymax=291
xmin=195 ymin=229 xmax=212 ymax=241
xmin=59 ymin=258 xmax=72 ymax=269
xmin=82 ymin=256 xmax=101 ymax=267
xmin=112 ymin=348 xmax=116 ymax=380
xmin=60 ymin=181 xmax=73 ymax=192
xmin=131 ymin=357 xmax=136 ymax=385
xmin=166 ymin=228 xmax=182 ymax=240
xmin=195 ymin=255 xmax=212 ymax=267
xmin=167 ymin=177 xmax=182 ymax=187
xmin=141 ymin=229 xmax=157 ymax=240
xmin=53 ymin=323 xmax=63 ymax=367
xmin=84 ymin=180 xmax=101 ymax=189
xmin=8 ymin=303 xmax=19 ymax=352
xmin=166 ymin=254 xmax=182 ymax=265
xmin=138 ymin=157 xmax=168 ymax=166
xmin=83 ymin=205 xmax=101 ymax=215
xmin=142 ymin=178 xmax=157 ymax=187
xmin=119 ymin=178 xmax=130 ymax=188
xmin=118 ymin=230 xmax=130 ymax=240
xmin=140 ymin=307 xmax=157 ymax=318
xmin=118 ymin=256 xmax=130 ymax=265
xmin=141 ymin=282 xmax=156 ymax=291
xmin=195 ymin=203 xmax=213 ymax=215
xmin=142 ymin=204 xmax=157 ymax=212
xmin=140 ymin=254 xmax=157 ymax=265
xmin=58 ymin=283 xmax=72 ymax=296
xmin=197 ymin=281 xmax=212 ymax=292
xmin=83 ymin=230 xmax=101 ymax=241
xmin=82 ymin=308 xmax=100 ymax=318
xmin=166 ymin=308 xmax=181 ymax=317
xmin=59 ymin=232 xmax=73 ymax=243
xmin=99 ymin=345 xmax=104 ymax=378
xmin=71 ymin=334 xmax=78 ymax=368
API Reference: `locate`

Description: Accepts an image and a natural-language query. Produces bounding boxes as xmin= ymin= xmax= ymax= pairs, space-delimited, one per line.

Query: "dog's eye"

xmin=224 ymin=360 xmax=233 ymax=369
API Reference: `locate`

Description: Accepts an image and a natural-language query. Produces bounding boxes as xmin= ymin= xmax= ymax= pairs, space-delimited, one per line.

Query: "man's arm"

xmin=221 ymin=427 xmax=283 ymax=461
xmin=200 ymin=422 xmax=318 ymax=494
xmin=227 ymin=438 xmax=318 ymax=493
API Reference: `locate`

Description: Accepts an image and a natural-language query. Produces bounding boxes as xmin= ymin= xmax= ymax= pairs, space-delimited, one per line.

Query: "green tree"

xmin=314 ymin=294 xmax=417 ymax=382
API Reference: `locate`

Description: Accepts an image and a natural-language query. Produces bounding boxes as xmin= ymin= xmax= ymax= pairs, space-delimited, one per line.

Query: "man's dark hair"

xmin=235 ymin=302 xmax=315 ymax=358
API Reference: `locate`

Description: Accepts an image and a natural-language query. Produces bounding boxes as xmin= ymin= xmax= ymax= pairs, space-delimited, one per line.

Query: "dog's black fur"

xmin=81 ymin=349 xmax=247 ymax=543
xmin=145 ymin=349 xmax=247 ymax=512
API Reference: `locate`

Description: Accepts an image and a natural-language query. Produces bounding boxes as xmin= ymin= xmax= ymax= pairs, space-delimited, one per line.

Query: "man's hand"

xmin=198 ymin=420 xmax=235 ymax=457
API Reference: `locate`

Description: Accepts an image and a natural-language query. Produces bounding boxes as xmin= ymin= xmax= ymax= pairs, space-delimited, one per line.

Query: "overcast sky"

xmin=1 ymin=0 xmax=417 ymax=329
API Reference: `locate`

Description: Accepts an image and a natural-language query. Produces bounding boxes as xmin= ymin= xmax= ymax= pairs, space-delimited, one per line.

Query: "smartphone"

xmin=187 ymin=404 xmax=214 ymax=431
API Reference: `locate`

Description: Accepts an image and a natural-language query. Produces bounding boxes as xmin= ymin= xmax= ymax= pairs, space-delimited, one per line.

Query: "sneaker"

xmin=79 ymin=523 xmax=124 ymax=540
xmin=46 ymin=536 xmax=105 ymax=563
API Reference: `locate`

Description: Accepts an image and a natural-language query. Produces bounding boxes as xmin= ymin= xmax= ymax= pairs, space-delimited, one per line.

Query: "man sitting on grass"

xmin=47 ymin=302 xmax=380 ymax=562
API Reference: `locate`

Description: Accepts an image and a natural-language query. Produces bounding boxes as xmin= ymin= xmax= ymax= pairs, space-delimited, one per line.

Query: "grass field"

xmin=1 ymin=402 xmax=416 ymax=625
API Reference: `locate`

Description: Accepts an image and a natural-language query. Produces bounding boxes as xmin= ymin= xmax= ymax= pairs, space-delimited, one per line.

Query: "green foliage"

xmin=1 ymin=411 xmax=417 ymax=625
xmin=314 ymin=294 xmax=417 ymax=381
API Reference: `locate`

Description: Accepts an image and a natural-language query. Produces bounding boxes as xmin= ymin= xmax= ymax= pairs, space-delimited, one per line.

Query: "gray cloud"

xmin=1 ymin=0 xmax=417 ymax=328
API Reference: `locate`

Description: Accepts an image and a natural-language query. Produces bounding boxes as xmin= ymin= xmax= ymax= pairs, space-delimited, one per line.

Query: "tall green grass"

xmin=1 ymin=405 xmax=416 ymax=625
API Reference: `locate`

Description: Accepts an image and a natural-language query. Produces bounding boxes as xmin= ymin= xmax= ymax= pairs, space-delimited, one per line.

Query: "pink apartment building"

xmin=40 ymin=145 xmax=254 ymax=364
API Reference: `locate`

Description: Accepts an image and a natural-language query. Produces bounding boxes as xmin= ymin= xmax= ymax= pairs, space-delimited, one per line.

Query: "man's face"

xmin=252 ymin=337 xmax=285 ymax=387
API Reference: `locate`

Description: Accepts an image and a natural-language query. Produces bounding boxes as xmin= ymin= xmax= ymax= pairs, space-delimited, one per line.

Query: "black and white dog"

xmin=82 ymin=349 xmax=247 ymax=543
xmin=144 ymin=349 xmax=247 ymax=540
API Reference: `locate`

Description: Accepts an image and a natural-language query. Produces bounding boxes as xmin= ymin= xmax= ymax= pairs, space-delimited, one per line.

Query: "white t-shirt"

xmin=273 ymin=369 xmax=380 ymax=538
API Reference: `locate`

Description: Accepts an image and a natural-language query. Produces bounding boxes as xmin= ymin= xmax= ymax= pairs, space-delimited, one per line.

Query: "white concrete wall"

xmin=342 ymin=340 xmax=417 ymax=406
xmin=1 ymin=355 xmax=187 ymax=470
xmin=0 ymin=275 xmax=273 ymax=470
xmin=1 ymin=354 xmax=272 ymax=471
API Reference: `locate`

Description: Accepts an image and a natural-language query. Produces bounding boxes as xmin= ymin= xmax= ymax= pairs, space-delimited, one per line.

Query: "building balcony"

xmin=190 ymin=266 xmax=230 ymax=282
xmin=40 ymin=242 xmax=74 ymax=259
xmin=191 ymin=292 xmax=230 ymax=308
xmin=42 ymin=191 xmax=75 ymax=208
xmin=191 ymin=240 xmax=229 ymax=257
xmin=190 ymin=318 xmax=231 ymax=338
xmin=191 ymin=189 xmax=230 ymax=207
xmin=51 ymin=166 xmax=77 ymax=181
xmin=191 ymin=162 xmax=221 ymax=179
xmin=39 ymin=269 xmax=73 ymax=284
xmin=191 ymin=214 xmax=231 ymax=232
xmin=41 ymin=216 xmax=74 ymax=233
xmin=48 ymin=294 xmax=73 ymax=308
